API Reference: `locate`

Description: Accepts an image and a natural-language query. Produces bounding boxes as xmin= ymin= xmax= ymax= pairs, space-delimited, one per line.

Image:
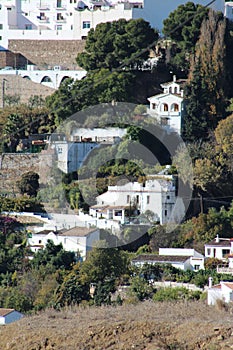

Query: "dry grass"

xmin=1 ymin=300 xmax=233 ymax=349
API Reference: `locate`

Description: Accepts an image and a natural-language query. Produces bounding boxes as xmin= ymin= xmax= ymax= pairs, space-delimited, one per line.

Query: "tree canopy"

xmin=162 ymin=2 xmax=208 ymax=71
xmin=77 ymin=18 xmax=158 ymax=71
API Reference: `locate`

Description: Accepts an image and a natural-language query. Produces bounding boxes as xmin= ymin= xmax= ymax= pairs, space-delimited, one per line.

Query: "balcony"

xmin=37 ymin=3 xmax=50 ymax=10
xmin=217 ymin=265 xmax=233 ymax=275
xmin=38 ymin=16 xmax=50 ymax=23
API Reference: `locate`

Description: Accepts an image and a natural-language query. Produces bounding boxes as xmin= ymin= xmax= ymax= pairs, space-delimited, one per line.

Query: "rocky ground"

xmin=1 ymin=300 xmax=233 ymax=350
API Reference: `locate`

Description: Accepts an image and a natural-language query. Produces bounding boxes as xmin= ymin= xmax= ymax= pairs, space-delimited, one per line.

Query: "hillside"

xmin=1 ymin=300 xmax=233 ymax=350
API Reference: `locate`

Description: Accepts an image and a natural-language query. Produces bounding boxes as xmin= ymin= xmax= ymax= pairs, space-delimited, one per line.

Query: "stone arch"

xmin=171 ymin=103 xmax=179 ymax=112
xmin=59 ymin=76 xmax=70 ymax=86
xmin=41 ymin=76 xmax=52 ymax=83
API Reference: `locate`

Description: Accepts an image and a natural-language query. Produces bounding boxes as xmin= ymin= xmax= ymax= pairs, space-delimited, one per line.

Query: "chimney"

xmin=173 ymin=75 xmax=176 ymax=82
xmin=215 ymin=234 xmax=219 ymax=243
xmin=208 ymin=277 xmax=213 ymax=288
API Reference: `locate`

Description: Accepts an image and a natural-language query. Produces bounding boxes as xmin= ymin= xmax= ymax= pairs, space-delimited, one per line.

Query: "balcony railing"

xmin=217 ymin=266 xmax=233 ymax=274
xmin=37 ymin=3 xmax=50 ymax=10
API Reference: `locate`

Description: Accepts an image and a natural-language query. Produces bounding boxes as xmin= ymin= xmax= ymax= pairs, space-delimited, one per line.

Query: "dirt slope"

xmin=1 ymin=300 xmax=233 ymax=350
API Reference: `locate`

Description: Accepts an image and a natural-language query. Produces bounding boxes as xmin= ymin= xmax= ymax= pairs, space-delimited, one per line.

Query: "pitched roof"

xmin=0 ymin=308 xmax=15 ymax=317
xmin=132 ymin=254 xmax=190 ymax=264
xmin=223 ymin=282 xmax=233 ymax=290
xmin=58 ymin=227 xmax=98 ymax=237
xmin=205 ymin=239 xmax=231 ymax=247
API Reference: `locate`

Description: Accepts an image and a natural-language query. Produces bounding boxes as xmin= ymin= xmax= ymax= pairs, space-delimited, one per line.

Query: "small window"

xmin=136 ymin=195 xmax=139 ymax=204
xmin=165 ymin=210 xmax=167 ymax=216
xmin=57 ymin=13 xmax=63 ymax=20
xmin=25 ymin=24 xmax=32 ymax=30
xmin=194 ymin=265 xmax=200 ymax=271
xmin=222 ymin=249 xmax=230 ymax=258
xmin=147 ymin=195 xmax=150 ymax=204
xmin=70 ymin=12 xmax=72 ymax=16
xmin=56 ymin=25 xmax=62 ymax=30
xmin=71 ymin=24 xmax=73 ymax=30
xmin=57 ymin=0 xmax=62 ymax=7
xmin=0 ymin=24 xmax=3 ymax=30
xmin=7 ymin=7 xmax=12 ymax=11
xmin=127 ymin=195 xmax=130 ymax=204
xmin=25 ymin=12 xmax=28 ymax=16
xmin=83 ymin=21 xmax=90 ymax=29
xmin=207 ymin=248 xmax=211 ymax=256
xmin=39 ymin=240 xmax=42 ymax=244
xmin=40 ymin=12 xmax=45 ymax=19
xmin=152 ymin=103 xmax=156 ymax=110
xmin=0 ymin=36 xmax=2 ymax=40
xmin=58 ymin=147 xmax=63 ymax=154
xmin=167 ymin=195 xmax=170 ymax=199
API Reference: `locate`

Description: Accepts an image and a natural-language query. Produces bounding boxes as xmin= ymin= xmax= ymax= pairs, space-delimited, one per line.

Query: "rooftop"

xmin=132 ymin=254 xmax=190 ymax=263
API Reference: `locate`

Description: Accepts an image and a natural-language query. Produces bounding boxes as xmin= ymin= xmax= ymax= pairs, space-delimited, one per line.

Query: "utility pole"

xmin=2 ymin=78 xmax=7 ymax=108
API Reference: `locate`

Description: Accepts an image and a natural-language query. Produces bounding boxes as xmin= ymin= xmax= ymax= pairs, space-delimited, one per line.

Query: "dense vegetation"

xmin=1 ymin=4 xmax=233 ymax=313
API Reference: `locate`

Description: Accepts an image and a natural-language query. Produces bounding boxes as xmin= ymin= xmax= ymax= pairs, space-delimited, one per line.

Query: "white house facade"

xmin=147 ymin=76 xmax=185 ymax=135
xmin=207 ymin=280 xmax=233 ymax=306
xmin=0 ymin=308 xmax=23 ymax=325
xmin=204 ymin=235 xmax=233 ymax=261
xmin=132 ymin=247 xmax=205 ymax=272
xmin=0 ymin=0 xmax=225 ymax=50
xmin=28 ymin=226 xmax=100 ymax=259
xmin=90 ymin=174 xmax=185 ymax=225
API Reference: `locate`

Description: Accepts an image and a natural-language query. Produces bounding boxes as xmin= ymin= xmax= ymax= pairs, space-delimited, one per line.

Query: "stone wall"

xmin=8 ymin=40 xmax=86 ymax=70
xmin=0 ymin=150 xmax=56 ymax=194
xmin=0 ymin=75 xmax=55 ymax=106
xmin=0 ymin=51 xmax=31 ymax=69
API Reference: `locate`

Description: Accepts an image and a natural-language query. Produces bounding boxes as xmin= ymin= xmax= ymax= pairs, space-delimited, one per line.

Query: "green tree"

xmin=54 ymin=264 xmax=90 ymax=308
xmin=163 ymin=2 xmax=208 ymax=71
xmin=16 ymin=171 xmax=40 ymax=197
xmin=77 ymin=18 xmax=158 ymax=71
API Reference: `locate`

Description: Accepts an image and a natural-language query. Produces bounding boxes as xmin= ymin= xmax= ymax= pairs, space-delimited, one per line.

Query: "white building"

xmin=71 ymin=127 xmax=127 ymax=143
xmin=207 ymin=279 xmax=233 ymax=305
xmin=90 ymin=174 xmax=185 ymax=225
xmin=132 ymin=247 xmax=205 ymax=271
xmin=147 ymin=75 xmax=185 ymax=135
xmin=0 ymin=0 xmax=225 ymax=50
xmin=204 ymin=235 xmax=233 ymax=261
xmin=51 ymin=140 xmax=99 ymax=173
xmin=28 ymin=226 xmax=100 ymax=260
xmin=0 ymin=309 xmax=23 ymax=325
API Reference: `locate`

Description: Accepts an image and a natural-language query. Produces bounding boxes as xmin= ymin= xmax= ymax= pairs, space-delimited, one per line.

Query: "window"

xmin=0 ymin=24 xmax=3 ymax=30
xmin=0 ymin=36 xmax=2 ymax=41
xmin=167 ymin=195 xmax=170 ymax=199
xmin=57 ymin=13 xmax=63 ymax=20
xmin=222 ymin=249 xmax=230 ymax=258
xmin=58 ymin=147 xmax=63 ymax=154
xmin=25 ymin=24 xmax=32 ymax=30
xmin=83 ymin=21 xmax=90 ymax=29
xmin=152 ymin=103 xmax=156 ymax=110
xmin=164 ymin=210 xmax=167 ymax=216
xmin=147 ymin=196 xmax=150 ymax=204
xmin=171 ymin=103 xmax=179 ymax=112
xmin=127 ymin=195 xmax=130 ymax=204
xmin=56 ymin=25 xmax=62 ymax=30
xmin=174 ymin=87 xmax=178 ymax=94
xmin=25 ymin=12 xmax=28 ymax=16
xmin=136 ymin=195 xmax=139 ymax=204
xmin=40 ymin=12 xmax=45 ymax=19
xmin=161 ymin=117 xmax=169 ymax=125
xmin=39 ymin=240 xmax=42 ymax=244
xmin=163 ymin=103 xmax=168 ymax=112
xmin=207 ymin=248 xmax=211 ymax=256
xmin=194 ymin=265 xmax=200 ymax=271
xmin=57 ymin=0 xmax=62 ymax=7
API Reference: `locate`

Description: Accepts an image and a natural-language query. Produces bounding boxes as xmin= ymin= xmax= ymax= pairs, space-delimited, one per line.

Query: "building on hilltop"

xmin=205 ymin=235 xmax=233 ymax=275
xmin=147 ymin=75 xmax=186 ymax=135
xmin=207 ymin=278 xmax=233 ymax=305
xmin=0 ymin=308 xmax=24 ymax=325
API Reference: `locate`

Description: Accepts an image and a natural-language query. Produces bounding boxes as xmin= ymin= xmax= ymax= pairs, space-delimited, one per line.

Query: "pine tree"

xmin=183 ymin=10 xmax=227 ymax=141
